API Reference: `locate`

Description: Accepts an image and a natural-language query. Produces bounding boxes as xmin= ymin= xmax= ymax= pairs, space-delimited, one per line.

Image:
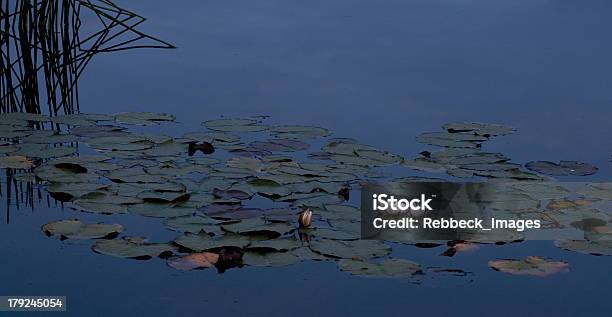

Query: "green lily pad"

xmin=15 ymin=144 xmax=77 ymax=159
xmin=269 ymin=125 xmax=330 ymax=139
xmin=105 ymin=168 xmax=168 ymax=183
xmin=164 ymin=215 xmax=224 ymax=235
xmin=247 ymin=237 xmax=301 ymax=252
xmin=221 ymin=218 xmax=295 ymax=237
xmin=555 ymin=240 xmax=612 ymax=256
xmin=401 ymin=158 xmax=447 ymax=172
xmin=42 ymin=219 xmax=123 ymax=239
xmin=114 ymin=112 xmax=175 ymax=125
xmin=129 ymin=204 xmax=196 ymax=218
xmin=416 ymin=132 xmax=487 ymax=148
xmin=174 ymin=233 xmax=250 ymax=251
xmin=303 ymin=228 xmax=359 ymax=240
xmin=250 ymin=139 xmax=310 ymax=152
xmin=51 ymin=113 xmax=114 ymax=126
xmin=309 ymin=240 xmax=391 ymax=259
xmin=442 ymin=122 xmax=515 ymax=136
xmin=136 ymin=191 xmax=190 ymax=203
xmin=525 ymin=161 xmax=598 ymax=176
xmin=337 ymin=259 xmax=422 ymax=278
xmin=86 ymin=135 xmax=153 ymax=151
xmin=92 ymin=237 xmax=177 ymax=259
xmin=183 ymin=131 xmax=241 ymax=143
xmin=0 ymin=112 xmax=50 ymax=122
xmin=488 ymin=256 xmax=570 ymax=277
xmin=47 ymin=182 xmax=109 ymax=200
xmin=22 ymin=131 xmax=78 ymax=144
xmin=0 ymin=156 xmax=35 ymax=169
xmin=203 ymin=118 xmax=268 ymax=132
xmin=242 ymin=251 xmax=302 ymax=267
xmin=34 ymin=165 xmax=100 ymax=183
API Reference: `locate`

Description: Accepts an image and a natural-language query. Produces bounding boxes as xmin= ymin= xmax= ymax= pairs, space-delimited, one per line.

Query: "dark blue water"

xmin=2 ymin=0 xmax=612 ymax=316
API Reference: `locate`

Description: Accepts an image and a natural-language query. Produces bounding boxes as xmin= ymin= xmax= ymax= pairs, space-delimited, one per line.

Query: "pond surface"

xmin=2 ymin=0 xmax=612 ymax=316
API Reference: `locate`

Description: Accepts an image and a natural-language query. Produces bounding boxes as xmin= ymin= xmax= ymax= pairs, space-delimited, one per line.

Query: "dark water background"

xmin=2 ymin=0 xmax=612 ymax=316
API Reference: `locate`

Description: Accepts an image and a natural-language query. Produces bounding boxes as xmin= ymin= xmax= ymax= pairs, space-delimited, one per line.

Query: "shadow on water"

xmin=0 ymin=0 xmax=173 ymax=116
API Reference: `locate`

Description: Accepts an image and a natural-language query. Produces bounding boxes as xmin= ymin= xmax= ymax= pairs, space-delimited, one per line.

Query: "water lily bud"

xmin=298 ymin=208 xmax=313 ymax=228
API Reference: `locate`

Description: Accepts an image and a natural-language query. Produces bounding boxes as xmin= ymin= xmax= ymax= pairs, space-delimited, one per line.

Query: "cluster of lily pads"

xmin=1 ymin=111 xmax=611 ymax=278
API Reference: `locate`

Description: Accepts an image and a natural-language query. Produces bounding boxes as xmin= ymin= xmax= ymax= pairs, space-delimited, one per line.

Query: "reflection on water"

xmin=1 ymin=112 xmax=611 ymax=281
xmin=0 ymin=0 xmax=172 ymax=116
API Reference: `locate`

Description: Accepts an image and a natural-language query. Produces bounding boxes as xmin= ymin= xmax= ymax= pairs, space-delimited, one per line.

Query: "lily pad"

xmin=242 ymin=251 xmax=302 ymax=267
xmin=247 ymin=237 xmax=301 ymax=252
xmin=525 ymin=161 xmax=598 ymax=176
xmin=337 ymin=259 xmax=422 ymax=278
xmin=167 ymin=252 xmax=220 ymax=270
xmin=203 ymin=118 xmax=268 ymax=132
xmin=555 ymin=240 xmax=612 ymax=256
xmin=92 ymin=237 xmax=177 ymax=259
xmin=309 ymin=240 xmax=391 ymax=259
xmin=270 ymin=125 xmax=330 ymax=139
xmin=114 ymin=112 xmax=175 ymax=125
xmin=129 ymin=204 xmax=196 ymax=218
xmin=42 ymin=220 xmax=123 ymax=239
xmin=0 ymin=156 xmax=35 ymax=169
xmin=47 ymin=182 xmax=109 ymax=200
xmin=443 ymin=122 xmax=515 ymax=136
xmin=174 ymin=232 xmax=250 ymax=251
xmin=250 ymin=139 xmax=310 ymax=152
xmin=416 ymin=132 xmax=487 ymax=148
xmin=164 ymin=215 xmax=223 ymax=235
xmin=488 ymin=256 xmax=570 ymax=277
xmin=221 ymin=218 xmax=295 ymax=237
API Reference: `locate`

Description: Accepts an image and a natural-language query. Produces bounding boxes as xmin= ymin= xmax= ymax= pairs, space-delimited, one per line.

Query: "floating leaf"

xmin=250 ymin=139 xmax=309 ymax=152
xmin=164 ymin=215 xmax=222 ymax=234
xmin=174 ymin=233 xmax=250 ymax=251
xmin=42 ymin=220 xmax=123 ymax=239
xmin=555 ymin=240 xmax=612 ymax=256
xmin=92 ymin=237 xmax=177 ymax=259
xmin=488 ymin=256 xmax=570 ymax=277
xmin=137 ymin=191 xmax=190 ymax=203
xmin=114 ymin=112 xmax=175 ymax=125
xmin=309 ymin=240 xmax=390 ymax=259
xmin=105 ymin=168 xmax=167 ymax=183
xmin=416 ymin=132 xmax=486 ymax=148
xmin=203 ymin=118 xmax=268 ymax=132
xmin=242 ymin=251 xmax=302 ymax=267
xmin=525 ymin=161 xmax=598 ymax=176
xmin=167 ymin=252 xmax=219 ymax=270
xmin=47 ymin=182 xmax=109 ymax=200
xmin=337 ymin=259 xmax=422 ymax=278
xmin=247 ymin=237 xmax=300 ymax=252
xmin=129 ymin=204 xmax=195 ymax=218
xmin=15 ymin=144 xmax=77 ymax=159
xmin=221 ymin=218 xmax=295 ymax=237
xmin=442 ymin=122 xmax=515 ymax=136
xmin=0 ymin=112 xmax=50 ymax=122
xmin=270 ymin=125 xmax=330 ymax=139
xmin=0 ymin=156 xmax=35 ymax=169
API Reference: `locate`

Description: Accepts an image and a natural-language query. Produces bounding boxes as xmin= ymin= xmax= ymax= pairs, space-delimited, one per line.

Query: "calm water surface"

xmin=2 ymin=0 xmax=612 ymax=316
